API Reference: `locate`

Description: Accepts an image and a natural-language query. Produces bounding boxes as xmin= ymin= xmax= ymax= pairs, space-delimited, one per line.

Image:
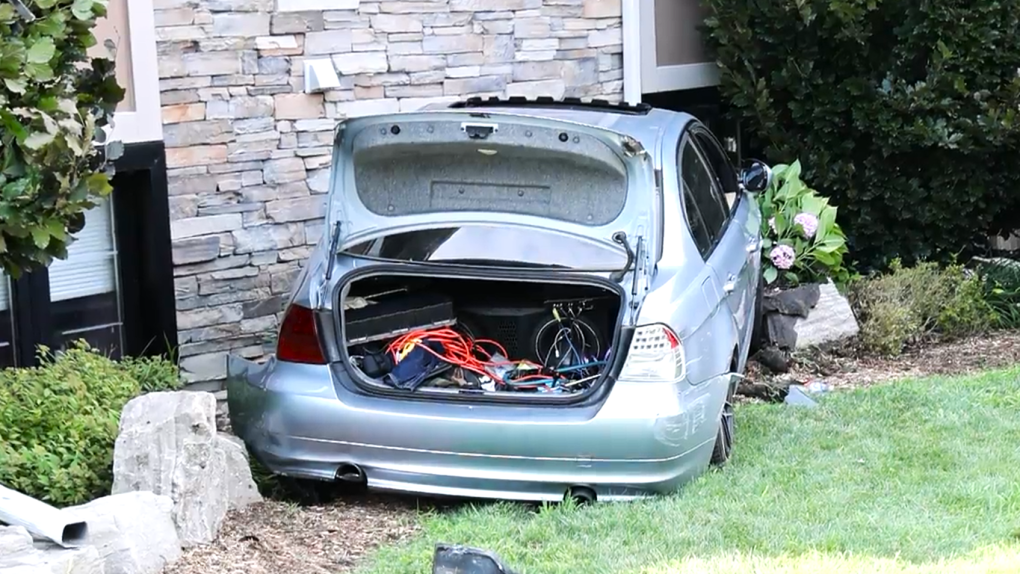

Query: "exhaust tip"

xmin=565 ymin=486 xmax=596 ymax=505
xmin=334 ymin=463 xmax=366 ymax=484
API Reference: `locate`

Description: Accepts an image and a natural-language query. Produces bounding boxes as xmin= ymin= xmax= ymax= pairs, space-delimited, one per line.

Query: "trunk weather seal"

xmin=331 ymin=263 xmax=628 ymax=408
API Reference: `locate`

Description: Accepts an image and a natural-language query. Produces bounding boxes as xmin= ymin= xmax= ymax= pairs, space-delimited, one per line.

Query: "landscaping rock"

xmin=763 ymin=280 xmax=859 ymax=350
xmin=793 ymin=281 xmax=859 ymax=348
xmin=762 ymin=284 xmax=821 ymax=317
xmin=66 ymin=492 xmax=181 ymax=574
xmin=0 ymin=526 xmax=32 ymax=556
xmin=0 ymin=526 xmax=102 ymax=574
xmin=111 ymin=391 xmax=262 ymax=547
xmin=216 ymin=434 xmax=262 ymax=510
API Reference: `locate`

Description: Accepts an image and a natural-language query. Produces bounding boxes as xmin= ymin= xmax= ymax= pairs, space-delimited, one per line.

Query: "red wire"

xmin=386 ymin=327 xmax=535 ymax=384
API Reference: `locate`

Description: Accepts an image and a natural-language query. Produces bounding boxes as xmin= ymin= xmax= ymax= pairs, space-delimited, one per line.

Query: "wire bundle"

xmin=385 ymin=327 xmax=536 ymax=386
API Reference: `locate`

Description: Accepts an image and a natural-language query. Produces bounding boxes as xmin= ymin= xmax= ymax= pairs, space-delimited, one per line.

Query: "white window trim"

xmin=624 ymin=0 xmax=721 ymax=97
xmin=106 ymin=0 xmax=162 ymax=144
xmin=277 ymin=0 xmax=358 ymax=12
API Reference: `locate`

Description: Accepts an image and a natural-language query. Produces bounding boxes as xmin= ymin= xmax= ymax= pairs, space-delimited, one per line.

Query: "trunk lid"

xmin=323 ymin=110 xmax=656 ymax=255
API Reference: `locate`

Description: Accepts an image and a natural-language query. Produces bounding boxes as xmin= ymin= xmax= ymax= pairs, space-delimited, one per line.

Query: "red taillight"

xmin=277 ymin=304 xmax=326 ymax=364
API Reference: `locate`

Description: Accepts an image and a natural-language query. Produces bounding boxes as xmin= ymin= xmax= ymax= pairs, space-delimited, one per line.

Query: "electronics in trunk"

xmin=344 ymin=291 xmax=455 ymax=345
xmin=342 ymin=275 xmax=619 ymax=397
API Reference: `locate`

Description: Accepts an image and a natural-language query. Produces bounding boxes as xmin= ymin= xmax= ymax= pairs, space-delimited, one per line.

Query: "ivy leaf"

xmin=4 ymin=78 xmax=27 ymax=94
xmin=0 ymin=234 xmax=7 ymax=254
xmin=85 ymin=173 xmax=112 ymax=196
xmin=32 ymin=12 xmax=69 ymax=38
xmin=30 ymin=227 xmax=51 ymax=249
xmin=24 ymin=62 xmax=54 ymax=80
xmin=22 ymin=131 xmax=55 ymax=150
xmin=34 ymin=0 xmax=57 ymax=8
xmin=26 ymin=38 xmax=56 ymax=64
xmin=763 ymin=266 xmax=778 ymax=284
xmin=0 ymin=4 xmax=16 ymax=23
xmin=44 ymin=219 xmax=67 ymax=242
xmin=71 ymin=0 xmax=95 ymax=20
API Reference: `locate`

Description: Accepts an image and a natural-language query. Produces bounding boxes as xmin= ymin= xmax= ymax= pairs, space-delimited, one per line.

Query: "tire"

xmin=711 ymin=362 xmax=737 ymax=467
xmin=710 ymin=400 xmax=735 ymax=466
xmin=748 ymin=273 xmax=765 ymax=354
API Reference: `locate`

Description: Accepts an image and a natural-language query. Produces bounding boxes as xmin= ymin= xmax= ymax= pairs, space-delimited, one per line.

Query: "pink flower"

xmin=770 ymin=245 xmax=796 ymax=270
xmin=794 ymin=212 xmax=819 ymax=238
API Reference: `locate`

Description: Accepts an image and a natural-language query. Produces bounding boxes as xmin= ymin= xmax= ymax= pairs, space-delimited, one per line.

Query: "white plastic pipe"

xmin=0 ymin=484 xmax=88 ymax=548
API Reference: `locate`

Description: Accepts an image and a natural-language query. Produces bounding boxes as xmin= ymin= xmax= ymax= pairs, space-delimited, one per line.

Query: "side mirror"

xmin=739 ymin=160 xmax=773 ymax=194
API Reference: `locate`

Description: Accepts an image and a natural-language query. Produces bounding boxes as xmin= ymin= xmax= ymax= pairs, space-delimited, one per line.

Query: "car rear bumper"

xmin=228 ymin=356 xmax=734 ymax=502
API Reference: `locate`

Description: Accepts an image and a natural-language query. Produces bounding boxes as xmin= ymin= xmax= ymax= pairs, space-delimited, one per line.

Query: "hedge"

xmin=703 ymin=0 xmax=1020 ymax=271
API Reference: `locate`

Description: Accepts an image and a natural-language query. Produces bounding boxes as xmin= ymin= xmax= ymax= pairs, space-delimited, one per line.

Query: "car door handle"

xmin=723 ymin=274 xmax=737 ymax=293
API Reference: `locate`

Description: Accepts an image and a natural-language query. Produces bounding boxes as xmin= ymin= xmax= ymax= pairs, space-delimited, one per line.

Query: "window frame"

xmin=677 ymin=132 xmax=732 ymax=260
xmin=688 ymin=124 xmax=743 ymax=215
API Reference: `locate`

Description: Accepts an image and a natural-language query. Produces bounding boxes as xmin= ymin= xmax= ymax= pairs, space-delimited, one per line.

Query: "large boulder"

xmin=793 ymin=281 xmax=859 ymax=348
xmin=66 ymin=492 xmax=181 ymax=574
xmin=0 ymin=526 xmax=102 ymax=574
xmin=111 ymin=392 xmax=261 ymax=547
xmin=764 ymin=280 xmax=859 ymax=350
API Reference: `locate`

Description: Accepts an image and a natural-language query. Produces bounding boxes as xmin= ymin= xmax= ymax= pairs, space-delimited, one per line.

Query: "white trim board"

xmin=107 ymin=0 xmax=162 ymax=144
xmin=626 ymin=0 xmax=721 ymax=96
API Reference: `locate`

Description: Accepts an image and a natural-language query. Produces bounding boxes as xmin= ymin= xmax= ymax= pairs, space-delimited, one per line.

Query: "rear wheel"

xmin=710 ymin=357 xmax=737 ymax=466
xmin=710 ymin=400 xmax=735 ymax=466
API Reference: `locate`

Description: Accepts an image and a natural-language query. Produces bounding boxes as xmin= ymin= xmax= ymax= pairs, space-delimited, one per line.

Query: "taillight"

xmin=277 ymin=304 xmax=326 ymax=364
xmin=619 ymin=323 xmax=686 ymax=382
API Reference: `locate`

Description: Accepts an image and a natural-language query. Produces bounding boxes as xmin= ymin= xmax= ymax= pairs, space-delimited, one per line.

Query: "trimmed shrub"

xmin=703 ymin=0 xmax=1020 ymax=271
xmin=973 ymin=257 xmax=1020 ymax=329
xmin=0 ymin=342 xmax=180 ymax=506
xmin=850 ymin=260 xmax=995 ymax=355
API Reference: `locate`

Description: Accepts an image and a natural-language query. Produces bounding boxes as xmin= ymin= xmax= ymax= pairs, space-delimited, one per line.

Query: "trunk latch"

xmin=461 ymin=122 xmax=498 ymax=140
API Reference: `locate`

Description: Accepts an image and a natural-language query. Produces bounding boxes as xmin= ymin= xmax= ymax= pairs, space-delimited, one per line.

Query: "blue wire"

xmin=555 ymin=361 xmax=607 ymax=374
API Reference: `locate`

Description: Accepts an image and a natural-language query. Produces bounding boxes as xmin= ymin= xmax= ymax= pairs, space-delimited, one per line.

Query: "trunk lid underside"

xmin=324 ymin=110 xmax=656 ymax=252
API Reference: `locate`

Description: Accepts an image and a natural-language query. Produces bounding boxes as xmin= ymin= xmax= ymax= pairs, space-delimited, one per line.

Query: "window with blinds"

xmin=48 ymin=198 xmax=124 ymax=356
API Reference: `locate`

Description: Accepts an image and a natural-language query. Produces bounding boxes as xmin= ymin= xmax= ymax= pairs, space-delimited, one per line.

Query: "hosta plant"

xmin=758 ymin=160 xmax=849 ymax=288
xmin=0 ymin=0 xmax=124 ymax=277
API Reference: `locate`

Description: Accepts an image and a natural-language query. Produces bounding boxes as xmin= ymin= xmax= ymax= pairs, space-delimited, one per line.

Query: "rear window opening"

xmin=336 ymin=272 xmax=625 ymax=403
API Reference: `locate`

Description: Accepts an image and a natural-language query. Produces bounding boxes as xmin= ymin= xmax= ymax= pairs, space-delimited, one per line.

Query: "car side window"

xmin=692 ymin=129 xmax=740 ymax=211
xmin=681 ymin=181 xmax=713 ymax=257
xmin=680 ymin=138 xmax=728 ymax=245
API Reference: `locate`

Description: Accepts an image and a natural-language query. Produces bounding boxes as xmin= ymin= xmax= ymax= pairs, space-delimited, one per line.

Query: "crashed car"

xmin=227 ymin=97 xmax=772 ymax=502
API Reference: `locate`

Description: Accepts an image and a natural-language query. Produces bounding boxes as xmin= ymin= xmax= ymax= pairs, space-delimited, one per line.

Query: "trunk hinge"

xmin=628 ymin=235 xmax=649 ymax=324
xmin=318 ymin=221 xmax=342 ymax=303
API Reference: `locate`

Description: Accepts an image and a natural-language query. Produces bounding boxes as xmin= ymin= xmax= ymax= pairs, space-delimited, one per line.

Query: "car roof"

xmin=420 ymin=98 xmax=695 ymax=153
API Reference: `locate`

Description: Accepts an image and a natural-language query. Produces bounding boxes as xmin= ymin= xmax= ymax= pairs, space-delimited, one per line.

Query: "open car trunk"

xmin=337 ymin=271 xmax=624 ymax=403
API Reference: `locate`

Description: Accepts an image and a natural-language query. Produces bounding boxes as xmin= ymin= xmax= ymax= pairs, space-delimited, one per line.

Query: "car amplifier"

xmin=344 ymin=291 xmax=456 ymax=345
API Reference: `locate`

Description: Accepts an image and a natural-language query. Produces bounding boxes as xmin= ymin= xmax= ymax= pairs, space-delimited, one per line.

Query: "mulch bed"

xmin=164 ymin=493 xmax=422 ymax=574
xmin=166 ymin=331 xmax=1020 ymax=573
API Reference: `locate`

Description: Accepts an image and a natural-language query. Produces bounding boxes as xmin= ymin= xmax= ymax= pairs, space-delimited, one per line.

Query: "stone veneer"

xmin=156 ymin=0 xmax=625 ymax=385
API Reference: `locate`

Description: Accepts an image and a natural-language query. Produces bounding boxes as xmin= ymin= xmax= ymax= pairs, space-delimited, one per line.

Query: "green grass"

xmin=357 ymin=368 xmax=1020 ymax=574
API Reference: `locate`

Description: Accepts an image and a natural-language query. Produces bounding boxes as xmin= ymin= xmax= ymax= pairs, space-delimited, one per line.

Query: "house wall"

xmin=155 ymin=0 xmax=625 ymax=385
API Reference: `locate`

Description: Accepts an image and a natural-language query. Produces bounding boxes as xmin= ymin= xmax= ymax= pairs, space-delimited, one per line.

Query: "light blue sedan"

xmin=227 ymin=97 xmax=770 ymax=502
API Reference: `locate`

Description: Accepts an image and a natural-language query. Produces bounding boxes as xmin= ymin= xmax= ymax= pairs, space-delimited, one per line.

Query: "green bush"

xmin=0 ymin=342 xmax=180 ymax=506
xmin=758 ymin=160 xmax=849 ymax=287
xmin=0 ymin=0 xmax=124 ymax=277
xmin=850 ymin=260 xmax=995 ymax=355
xmin=703 ymin=0 xmax=1020 ymax=271
xmin=973 ymin=257 xmax=1020 ymax=328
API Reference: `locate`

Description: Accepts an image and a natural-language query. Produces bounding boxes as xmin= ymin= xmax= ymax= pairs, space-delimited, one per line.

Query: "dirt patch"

xmin=165 ymin=493 xmax=422 ymax=574
xmin=746 ymin=330 xmax=1020 ymax=395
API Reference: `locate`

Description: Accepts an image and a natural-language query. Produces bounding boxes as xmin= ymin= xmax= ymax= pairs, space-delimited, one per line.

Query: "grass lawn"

xmin=357 ymin=368 xmax=1020 ymax=574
